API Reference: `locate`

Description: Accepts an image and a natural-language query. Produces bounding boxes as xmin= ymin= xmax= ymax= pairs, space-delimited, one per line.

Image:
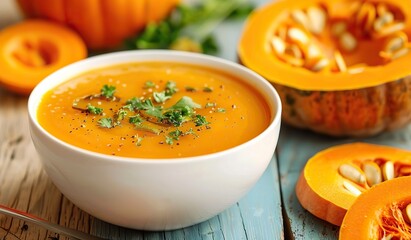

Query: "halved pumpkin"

xmin=340 ymin=176 xmax=411 ymax=239
xmin=238 ymin=0 xmax=411 ymax=137
xmin=296 ymin=142 xmax=411 ymax=226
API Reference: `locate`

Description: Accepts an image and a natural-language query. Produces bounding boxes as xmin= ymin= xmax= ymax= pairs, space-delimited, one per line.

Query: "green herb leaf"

xmin=135 ymin=136 xmax=143 ymax=146
xmin=194 ymin=115 xmax=209 ymax=126
xmin=129 ymin=115 xmax=143 ymax=125
xmin=101 ymin=85 xmax=116 ymax=99
xmin=169 ymin=129 xmax=183 ymax=140
xmin=98 ymin=118 xmax=113 ymax=128
xmin=217 ymin=108 xmax=226 ymax=113
xmin=165 ymin=81 xmax=178 ymax=96
xmin=144 ymin=81 xmax=155 ymax=89
xmin=165 ymin=136 xmax=174 ymax=145
xmin=87 ymin=104 xmax=103 ymax=115
xmin=153 ymin=91 xmax=172 ymax=103
xmin=170 ymin=96 xmax=201 ymax=110
xmin=185 ymin=128 xmax=199 ymax=137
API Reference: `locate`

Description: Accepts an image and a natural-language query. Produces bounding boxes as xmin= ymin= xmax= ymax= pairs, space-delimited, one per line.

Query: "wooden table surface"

xmin=2 ymin=0 xmax=411 ymax=239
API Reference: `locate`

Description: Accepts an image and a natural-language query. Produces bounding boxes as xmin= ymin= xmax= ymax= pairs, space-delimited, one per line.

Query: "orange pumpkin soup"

xmin=37 ymin=62 xmax=271 ymax=158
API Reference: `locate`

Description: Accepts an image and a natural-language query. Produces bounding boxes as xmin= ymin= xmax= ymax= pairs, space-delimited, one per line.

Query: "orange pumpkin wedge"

xmin=0 ymin=20 xmax=87 ymax=95
xmin=296 ymin=142 xmax=411 ymax=226
xmin=340 ymin=176 xmax=411 ymax=239
xmin=238 ymin=0 xmax=411 ymax=137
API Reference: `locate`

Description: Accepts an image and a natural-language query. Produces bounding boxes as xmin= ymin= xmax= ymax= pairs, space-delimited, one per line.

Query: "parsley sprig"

xmin=125 ymin=0 xmax=254 ymax=54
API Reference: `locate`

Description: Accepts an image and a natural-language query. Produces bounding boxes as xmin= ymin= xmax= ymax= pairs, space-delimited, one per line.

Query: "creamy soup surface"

xmin=37 ymin=62 xmax=272 ymax=159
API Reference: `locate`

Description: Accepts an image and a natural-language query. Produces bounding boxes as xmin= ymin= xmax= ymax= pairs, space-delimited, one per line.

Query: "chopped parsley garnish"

xmin=169 ymin=129 xmax=183 ymax=140
xmin=125 ymin=98 xmax=163 ymax=118
xmin=144 ymin=81 xmax=155 ymax=89
xmin=101 ymin=85 xmax=116 ymax=99
xmin=129 ymin=115 xmax=143 ymax=125
xmin=135 ymin=136 xmax=143 ymax=146
xmin=217 ymin=108 xmax=226 ymax=113
xmin=165 ymin=136 xmax=174 ymax=145
xmin=203 ymin=87 xmax=213 ymax=92
xmin=153 ymin=91 xmax=172 ymax=103
xmin=186 ymin=128 xmax=199 ymax=137
xmin=194 ymin=115 xmax=208 ymax=126
xmin=98 ymin=118 xmax=113 ymax=128
xmin=87 ymin=104 xmax=103 ymax=115
xmin=165 ymin=81 xmax=178 ymax=96
xmin=73 ymin=83 xmax=217 ymax=146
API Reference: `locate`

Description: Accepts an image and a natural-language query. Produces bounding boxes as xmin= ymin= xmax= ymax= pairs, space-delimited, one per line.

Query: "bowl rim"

xmin=28 ymin=50 xmax=282 ymax=164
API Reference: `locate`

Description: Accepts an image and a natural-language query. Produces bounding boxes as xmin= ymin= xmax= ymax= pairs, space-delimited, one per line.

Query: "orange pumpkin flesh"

xmin=16 ymin=0 xmax=180 ymax=50
xmin=238 ymin=0 xmax=411 ymax=137
xmin=0 ymin=20 xmax=87 ymax=95
xmin=340 ymin=176 xmax=411 ymax=239
xmin=296 ymin=143 xmax=411 ymax=226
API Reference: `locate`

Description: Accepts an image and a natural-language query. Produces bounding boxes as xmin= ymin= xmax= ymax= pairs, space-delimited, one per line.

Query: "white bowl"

xmin=28 ymin=50 xmax=282 ymax=230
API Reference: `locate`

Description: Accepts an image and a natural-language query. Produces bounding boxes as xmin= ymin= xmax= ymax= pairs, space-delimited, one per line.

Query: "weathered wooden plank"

xmin=277 ymin=124 xmax=411 ymax=239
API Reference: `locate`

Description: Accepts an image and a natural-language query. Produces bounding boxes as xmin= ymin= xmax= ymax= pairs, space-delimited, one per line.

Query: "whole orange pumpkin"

xmin=16 ymin=0 xmax=180 ymax=50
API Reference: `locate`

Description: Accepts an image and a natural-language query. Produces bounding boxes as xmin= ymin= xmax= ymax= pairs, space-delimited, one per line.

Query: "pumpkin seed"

xmin=331 ymin=21 xmax=347 ymax=37
xmin=362 ymin=161 xmax=382 ymax=187
xmin=356 ymin=2 xmax=374 ymax=26
xmin=405 ymin=203 xmax=411 ymax=224
xmin=305 ymin=43 xmax=322 ymax=59
xmin=291 ymin=9 xmax=310 ymax=30
xmin=339 ymin=163 xmax=366 ymax=185
xmin=306 ymin=6 xmax=327 ymax=35
xmin=311 ymin=58 xmax=329 ymax=72
xmin=374 ymin=22 xmax=406 ymax=38
xmin=382 ymin=161 xmax=395 ymax=181
xmin=334 ymin=50 xmax=346 ymax=72
xmin=391 ymin=48 xmax=409 ymax=60
xmin=384 ymin=32 xmax=407 ymax=53
xmin=339 ymin=32 xmax=357 ymax=52
xmin=271 ymin=36 xmax=286 ymax=55
xmin=288 ymin=27 xmax=310 ymax=46
xmin=363 ymin=4 xmax=377 ymax=32
xmin=373 ymin=12 xmax=394 ymax=32
xmin=342 ymin=180 xmax=364 ymax=196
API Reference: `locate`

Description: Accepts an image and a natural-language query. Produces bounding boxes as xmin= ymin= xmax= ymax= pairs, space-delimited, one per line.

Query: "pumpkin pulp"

xmin=340 ymin=176 xmax=411 ymax=239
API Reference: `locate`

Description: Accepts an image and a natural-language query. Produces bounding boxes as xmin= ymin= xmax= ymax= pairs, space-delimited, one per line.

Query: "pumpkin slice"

xmin=0 ymin=20 xmax=87 ymax=95
xmin=340 ymin=176 xmax=411 ymax=239
xmin=238 ymin=0 xmax=411 ymax=137
xmin=295 ymin=142 xmax=411 ymax=226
